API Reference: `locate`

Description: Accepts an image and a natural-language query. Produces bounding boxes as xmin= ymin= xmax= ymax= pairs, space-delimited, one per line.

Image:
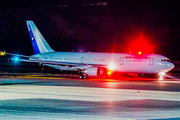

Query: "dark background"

xmin=0 ymin=0 xmax=179 ymax=71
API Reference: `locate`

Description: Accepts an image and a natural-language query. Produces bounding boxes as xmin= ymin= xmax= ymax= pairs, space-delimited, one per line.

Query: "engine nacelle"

xmin=84 ymin=67 xmax=106 ymax=76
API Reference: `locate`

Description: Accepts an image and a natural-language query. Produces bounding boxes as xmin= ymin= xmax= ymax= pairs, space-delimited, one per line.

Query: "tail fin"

xmin=26 ymin=20 xmax=54 ymax=54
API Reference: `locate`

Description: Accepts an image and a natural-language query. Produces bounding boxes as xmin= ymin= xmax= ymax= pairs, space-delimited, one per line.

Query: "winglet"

xmin=0 ymin=51 xmax=5 ymax=56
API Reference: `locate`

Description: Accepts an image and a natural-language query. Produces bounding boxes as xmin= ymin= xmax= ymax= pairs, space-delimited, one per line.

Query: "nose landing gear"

xmin=158 ymin=72 xmax=165 ymax=81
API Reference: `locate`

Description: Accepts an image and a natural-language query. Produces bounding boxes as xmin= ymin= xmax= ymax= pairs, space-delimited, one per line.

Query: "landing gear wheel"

xmin=79 ymin=75 xmax=83 ymax=79
xmin=79 ymin=74 xmax=85 ymax=79
xmin=79 ymin=74 xmax=89 ymax=79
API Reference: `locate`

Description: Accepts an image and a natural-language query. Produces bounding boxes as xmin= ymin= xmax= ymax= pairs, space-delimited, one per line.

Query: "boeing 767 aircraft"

xmin=4 ymin=21 xmax=175 ymax=79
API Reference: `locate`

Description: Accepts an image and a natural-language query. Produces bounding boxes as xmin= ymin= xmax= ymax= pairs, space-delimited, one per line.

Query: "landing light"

xmin=158 ymin=72 xmax=165 ymax=76
xmin=158 ymin=72 xmax=165 ymax=81
xmin=107 ymin=70 xmax=113 ymax=75
xmin=108 ymin=64 xmax=115 ymax=70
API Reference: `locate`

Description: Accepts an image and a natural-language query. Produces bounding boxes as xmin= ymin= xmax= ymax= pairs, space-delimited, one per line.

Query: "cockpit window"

xmin=161 ymin=59 xmax=171 ymax=62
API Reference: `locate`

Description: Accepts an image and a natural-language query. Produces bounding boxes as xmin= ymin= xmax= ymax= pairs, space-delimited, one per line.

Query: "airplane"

xmin=4 ymin=20 xmax=175 ymax=79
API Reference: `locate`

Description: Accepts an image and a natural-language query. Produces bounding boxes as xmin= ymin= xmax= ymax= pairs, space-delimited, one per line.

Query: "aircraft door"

xmin=149 ymin=58 xmax=154 ymax=66
xmin=49 ymin=55 xmax=53 ymax=61
xmin=119 ymin=57 xmax=124 ymax=65
xmin=80 ymin=57 xmax=84 ymax=63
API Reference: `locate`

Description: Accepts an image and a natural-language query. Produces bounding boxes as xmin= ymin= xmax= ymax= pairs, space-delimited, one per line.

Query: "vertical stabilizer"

xmin=26 ymin=21 xmax=54 ymax=54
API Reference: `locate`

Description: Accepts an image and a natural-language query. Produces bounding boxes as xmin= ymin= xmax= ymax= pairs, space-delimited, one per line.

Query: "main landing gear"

xmin=79 ymin=74 xmax=89 ymax=79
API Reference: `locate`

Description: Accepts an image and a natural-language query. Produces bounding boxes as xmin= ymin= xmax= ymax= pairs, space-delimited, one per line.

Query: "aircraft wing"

xmin=3 ymin=52 xmax=31 ymax=58
xmin=3 ymin=52 xmax=107 ymax=68
xmin=11 ymin=58 xmax=107 ymax=67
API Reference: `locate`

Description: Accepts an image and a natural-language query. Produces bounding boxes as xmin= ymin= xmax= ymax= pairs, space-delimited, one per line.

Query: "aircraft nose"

xmin=169 ymin=63 xmax=175 ymax=70
xmin=163 ymin=62 xmax=175 ymax=70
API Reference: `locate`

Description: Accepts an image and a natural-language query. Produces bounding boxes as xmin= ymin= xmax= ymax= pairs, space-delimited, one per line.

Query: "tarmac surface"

xmin=0 ymin=74 xmax=180 ymax=120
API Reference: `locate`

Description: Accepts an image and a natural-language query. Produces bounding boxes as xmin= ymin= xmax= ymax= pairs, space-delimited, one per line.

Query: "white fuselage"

xmin=26 ymin=20 xmax=174 ymax=77
xmin=30 ymin=52 xmax=174 ymax=74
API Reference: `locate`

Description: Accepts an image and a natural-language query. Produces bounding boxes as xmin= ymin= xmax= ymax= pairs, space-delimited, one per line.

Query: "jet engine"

xmin=84 ymin=67 xmax=107 ymax=76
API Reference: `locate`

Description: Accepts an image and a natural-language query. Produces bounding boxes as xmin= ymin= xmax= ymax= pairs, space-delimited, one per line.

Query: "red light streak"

xmin=126 ymin=31 xmax=154 ymax=54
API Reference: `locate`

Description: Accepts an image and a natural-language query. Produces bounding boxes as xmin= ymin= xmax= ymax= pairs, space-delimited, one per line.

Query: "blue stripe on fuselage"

xmin=27 ymin=24 xmax=40 ymax=54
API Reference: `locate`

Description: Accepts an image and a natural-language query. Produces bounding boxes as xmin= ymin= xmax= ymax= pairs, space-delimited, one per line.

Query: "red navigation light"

xmin=138 ymin=51 xmax=142 ymax=55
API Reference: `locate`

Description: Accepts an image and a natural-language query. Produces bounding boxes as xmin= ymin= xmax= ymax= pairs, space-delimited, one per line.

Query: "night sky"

xmin=0 ymin=0 xmax=179 ymax=60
